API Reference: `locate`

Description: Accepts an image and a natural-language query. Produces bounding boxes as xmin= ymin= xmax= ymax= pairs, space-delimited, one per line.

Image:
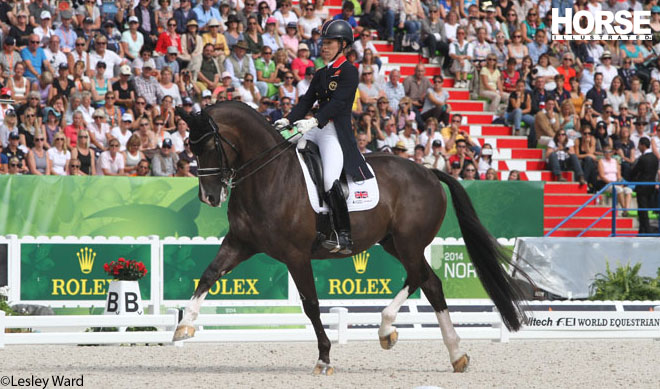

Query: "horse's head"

xmin=177 ymin=107 xmax=235 ymax=207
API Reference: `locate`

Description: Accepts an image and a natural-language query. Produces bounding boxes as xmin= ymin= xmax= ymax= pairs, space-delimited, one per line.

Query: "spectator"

xmin=630 ymin=138 xmax=659 ymax=234
xmin=244 ymin=16 xmax=264 ymax=55
xmin=64 ymin=111 xmax=87 ymax=148
xmin=533 ymin=98 xmax=560 ymax=148
xmin=422 ymin=139 xmax=447 ymax=170
xmin=421 ymin=75 xmax=450 ymax=125
xmin=102 ymin=21 xmax=124 ymax=57
xmin=71 ymin=60 xmax=91 ymax=93
xmin=501 ymin=58 xmax=519 ymax=94
xmin=491 ymin=32 xmax=508 ymax=69
xmin=89 ymin=34 xmax=124 ymax=81
xmin=472 ymin=27 xmax=491 ymax=64
xmin=8 ymin=62 xmax=31 ymax=105
xmin=6 ymin=157 xmax=22 ymax=175
xmin=134 ymin=59 xmax=163 ymax=106
xmin=353 ymin=29 xmax=381 ymax=67
xmin=447 ymin=138 xmax=474 ymax=172
xmin=304 ymin=27 xmax=322 ymax=62
xmin=282 ymin=22 xmax=299 ymax=61
xmin=298 ymin=3 xmax=322 ymax=40
xmin=135 ymin=0 xmax=158 ymax=45
xmin=99 ymin=139 xmax=126 ymax=176
xmin=448 ymin=27 xmax=473 ymax=88
xmin=112 ymin=113 xmax=134 ymax=151
xmin=398 ymin=120 xmax=418 ymax=157
xmin=291 ymin=43 xmax=314 ymax=83
xmin=203 ymin=18 xmax=229 ymax=57
xmin=194 ymin=0 xmax=221 ymax=30
xmin=54 ymin=11 xmax=77 ymax=52
xmin=575 ymin=127 xmax=600 ymax=189
xmin=123 ymin=134 xmax=145 ymax=176
xmin=134 ymin=159 xmax=152 ymax=177
xmin=462 ymin=163 xmax=478 ymax=180
xmin=297 ymin=66 xmax=314 ymax=97
xmin=376 ymin=116 xmax=399 ymax=150
xmin=626 ymin=76 xmax=646 ymax=116
xmin=26 ymin=129 xmax=51 ymax=175
xmin=526 ymin=28 xmax=547 ymax=64
xmin=0 ymin=144 xmax=6 ymax=174
xmin=42 ymin=107 xmax=61 ymax=146
xmin=358 ymin=65 xmax=384 ymax=107
xmin=4 ymin=130 xmax=28 ymax=174
xmin=18 ymin=107 xmax=40 ymax=149
xmin=174 ymin=0 xmax=197 ymax=34
xmin=275 ymin=0 xmax=299 ymax=35
xmin=507 ymin=169 xmax=521 ymax=180
xmin=421 ymin=5 xmax=447 ymax=66
xmin=47 ymin=132 xmax=71 ymax=175
xmin=507 ymin=29 xmax=528 ymax=67
xmin=507 ymin=79 xmax=534 ymax=136
xmin=180 ymin=20 xmax=203 ymax=70
xmin=178 ymin=138 xmax=198 ymax=176
xmin=262 ymin=17 xmax=283 ymax=53
xmin=157 ymin=47 xmax=181 ymax=75
xmin=237 ymin=73 xmax=261 ymax=109
xmin=113 ymin=66 xmax=136 ymax=110
xmin=88 ymin=109 xmax=112 ymax=151
xmin=10 ymin=10 xmax=33 ymax=50
xmin=479 ymin=53 xmax=508 ymax=112
xmin=476 ymin=143 xmax=494 ymax=177
xmin=70 ymin=129 xmax=96 ymax=175
xmin=546 ymin=129 xmax=585 ymax=183
xmin=279 ymin=71 xmax=298 ymax=104
xmin=449 ymin=160 xmax=462 ymax=179
xmin=485 ymin=168 xmax=498 ymax=180
xmin=596 ymin=51 xmax=617 ymax=91
xmin=175 ymin=159 xmax=195 ymax=177
xmin=152 ymin=138 xmax=179 ymax=176
xmin=501 ymin=8 xmax=519 ymax=41
xmin=333 ymin=1 xmax=360 ymax=33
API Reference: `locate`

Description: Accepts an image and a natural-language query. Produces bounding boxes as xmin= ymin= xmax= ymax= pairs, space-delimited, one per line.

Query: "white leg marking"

xmin=378 ymin=286 xmax=409 ymax=337
xmin=180 ymin=292 xmax=208 ymax=326
xmin=436 ymin=310 xmax=465 ymax=363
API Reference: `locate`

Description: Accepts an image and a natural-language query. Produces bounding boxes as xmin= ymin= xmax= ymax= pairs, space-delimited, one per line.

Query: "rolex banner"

xmin=312 ymin=246 xmax=421 ymax=300
xmin=20 ymin=243 xmax=152 ymax=301
xmin=162 ymin=244 xmax=289 ymax=300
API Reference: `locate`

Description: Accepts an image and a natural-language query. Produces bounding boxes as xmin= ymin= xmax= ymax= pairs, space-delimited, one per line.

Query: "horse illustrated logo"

xmin=77 ymin=247 xmax=96 ymax=274
xmin=352 ymin=251 xmax=370 ymax=274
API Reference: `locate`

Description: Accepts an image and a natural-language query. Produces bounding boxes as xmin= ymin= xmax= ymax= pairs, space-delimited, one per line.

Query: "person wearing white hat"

xmin=28 ymin=0 xmax=53 ymax=27
xmin=114 ymin=65 xmax=136 ymax=109
xmin=111 ymin=113 xmax=135 ymax=151
xmin=595 ymin=51 xmax=618 ymax=91
xmin=156 ymin=46 xmax=181 ymax=75
xmin=121 ymin=16 xmax=145 ymax=61
xmin=134 ymin=58 xmax=164 ymax=106
xmin=33 ymin=11 xmax=53 ymax=43
xmin=291 ymin=42 xmax=314 ymax=83
xmin=202 ymin=18 xmax=229 ymax=57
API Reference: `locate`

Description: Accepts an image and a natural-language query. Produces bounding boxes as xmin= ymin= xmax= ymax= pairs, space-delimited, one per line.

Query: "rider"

xmin=274 ymin=19 xmax=372 ymax=255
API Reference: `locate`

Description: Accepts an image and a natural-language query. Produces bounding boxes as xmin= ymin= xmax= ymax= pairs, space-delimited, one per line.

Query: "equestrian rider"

xmin=274 ymin=19 xmax=373 ymax=255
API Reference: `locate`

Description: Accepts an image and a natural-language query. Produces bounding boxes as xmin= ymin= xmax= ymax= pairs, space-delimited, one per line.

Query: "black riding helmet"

xmin=321 ymin=19 xmax=354 ymax=50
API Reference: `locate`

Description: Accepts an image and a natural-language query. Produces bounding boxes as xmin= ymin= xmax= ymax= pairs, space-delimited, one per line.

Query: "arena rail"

xmin=1 ymin=306 xmax=659 ymax=348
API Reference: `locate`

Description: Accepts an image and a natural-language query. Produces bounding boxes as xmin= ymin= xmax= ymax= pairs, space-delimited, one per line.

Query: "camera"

xmin=531 ymin=68 xmax=538 ymax=75
xmin=227 ymin=87 xmax=235 ymax=92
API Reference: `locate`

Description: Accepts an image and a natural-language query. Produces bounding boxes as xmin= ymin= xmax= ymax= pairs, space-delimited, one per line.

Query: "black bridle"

xmin=190 ymin=118 xmax=296 ymax=188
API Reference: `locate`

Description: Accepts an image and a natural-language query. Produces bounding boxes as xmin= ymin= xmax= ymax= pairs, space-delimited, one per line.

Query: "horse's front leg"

xmin=287 ymin=259 xmax=333 ymax=375
xmin=173 ymin=233 xmax=254 ymax=341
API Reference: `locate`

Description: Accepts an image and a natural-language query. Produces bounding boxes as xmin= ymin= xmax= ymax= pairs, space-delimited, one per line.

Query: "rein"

xmin=191 ymin=118 xmax=296 ymax=188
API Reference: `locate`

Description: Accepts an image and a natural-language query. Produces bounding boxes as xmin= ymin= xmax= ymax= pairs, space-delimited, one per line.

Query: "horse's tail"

xmin=430 ymin=169 xmax=527 ymax=331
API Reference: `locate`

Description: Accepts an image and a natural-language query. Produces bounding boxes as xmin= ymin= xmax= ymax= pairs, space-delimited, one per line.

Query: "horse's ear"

xmin=176 ymin=107 xmax=193 ymax=129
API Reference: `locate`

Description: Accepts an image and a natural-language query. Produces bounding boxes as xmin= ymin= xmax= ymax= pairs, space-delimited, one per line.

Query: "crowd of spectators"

xmin=0 ymin=0 xmax=658 ymax=198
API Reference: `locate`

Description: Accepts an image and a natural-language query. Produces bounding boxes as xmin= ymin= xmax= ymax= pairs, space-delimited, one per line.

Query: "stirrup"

xmin=322 ymin=230 xmax=342 ymax=253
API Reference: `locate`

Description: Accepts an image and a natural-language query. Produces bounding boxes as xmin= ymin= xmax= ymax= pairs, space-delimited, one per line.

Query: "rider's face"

xmin=321 ymin=39 xmax=341 ymax=61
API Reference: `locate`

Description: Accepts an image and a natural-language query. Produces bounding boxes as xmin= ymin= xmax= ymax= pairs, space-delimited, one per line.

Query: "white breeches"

xmin=302 ymin=121 xmax=344 ymax=191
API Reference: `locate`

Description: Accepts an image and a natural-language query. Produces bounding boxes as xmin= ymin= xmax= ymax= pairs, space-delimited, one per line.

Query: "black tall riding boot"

xmin=322 ymin=180 xmax=353 ymax=255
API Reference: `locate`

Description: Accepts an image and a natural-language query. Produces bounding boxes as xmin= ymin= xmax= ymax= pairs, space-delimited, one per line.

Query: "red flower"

xmin=118 ymin=258 xmax=126 ymax=263
xmin=113 ymin=268 xmax=119 ymax=275
xmin=103 ymin=263 xmax=110 ymax=272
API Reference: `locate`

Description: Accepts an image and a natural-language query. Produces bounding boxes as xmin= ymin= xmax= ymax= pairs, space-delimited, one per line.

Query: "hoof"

xmin=313 ymin=360 xmax=334 ymax=376
xmin=452 ymin=354 xmax=470 ymax=373
xmin=172 ymin=325 xmax=195 ymax=341
xmin=379 ymin=329 xmax=398 ymax=350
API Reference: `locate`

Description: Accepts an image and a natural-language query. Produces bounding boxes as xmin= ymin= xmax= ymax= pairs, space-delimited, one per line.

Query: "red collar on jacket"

xmin=331 ymin=55 xmax=347 ymax=68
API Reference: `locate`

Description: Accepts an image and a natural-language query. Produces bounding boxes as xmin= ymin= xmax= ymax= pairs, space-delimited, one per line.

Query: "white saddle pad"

xmin=296 ymin=149 xmax=379 ymax=214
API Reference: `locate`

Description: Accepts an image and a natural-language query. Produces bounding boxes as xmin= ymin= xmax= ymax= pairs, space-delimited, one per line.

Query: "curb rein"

xmin=191 ymin=118 xmax=296 ymax=188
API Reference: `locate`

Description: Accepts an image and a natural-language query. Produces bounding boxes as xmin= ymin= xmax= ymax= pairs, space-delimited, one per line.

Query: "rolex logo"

xmin=77 ymin=247 xmax=96 ymax=274
xmin=352 ymin=251 xmax=370 ymax=274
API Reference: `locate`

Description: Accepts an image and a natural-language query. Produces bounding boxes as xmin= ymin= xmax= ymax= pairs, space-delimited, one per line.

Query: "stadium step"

xmin=462 ymin=125 xmax=510 ymax=136
xmin=448 ymin=90 xmax=470 ymax=99
xmin=544 ymin=194 xmax=598 ymax=206
xmin=379 ymin=52 xmax=425 ymax=64
xmin=497 ymin=160 xmax=546 ymax=171
xmin=374 ymin=43 xmax=394 ymax=52
xmin=544 ymin=182 xmax=586 ymax=194
xmin=544 ymin=217 xmax=634 ymax=230
xmin=448 ymin=100 xmax=485 ymax=111
xmin=544 ymin=205 xmax=613 ymax=218
xmin=475 ymin=136 xmax=528 ymax=149
xmin=542 ymin=229 xmax=638 ymax=237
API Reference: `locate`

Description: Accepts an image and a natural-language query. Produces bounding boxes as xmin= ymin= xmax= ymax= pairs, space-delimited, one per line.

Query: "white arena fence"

xmin=1 ymin=235 xmax=660 ymax=346
xmin=1 ymin=304 xmax=660 ymax=348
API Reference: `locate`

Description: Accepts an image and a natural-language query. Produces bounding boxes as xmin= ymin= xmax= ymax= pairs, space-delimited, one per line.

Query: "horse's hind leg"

xmin=287 ymin=259 xmax=333 ymax=375
xmin=420 ymin=261 xmax=469 ymax=372
xmin=173 ymin=233 xmax=254 ymax=341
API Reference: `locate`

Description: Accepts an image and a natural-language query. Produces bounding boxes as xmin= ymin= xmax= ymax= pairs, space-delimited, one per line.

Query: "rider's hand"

xmin=294 ymin=118 xmax=318 ymax=134
xmin=274 ymin=118 xmax=289 ymax=130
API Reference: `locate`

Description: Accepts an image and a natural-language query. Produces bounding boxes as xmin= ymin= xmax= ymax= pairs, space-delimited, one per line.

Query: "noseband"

xmin=191 ymin=117 xmax=295 ymax=188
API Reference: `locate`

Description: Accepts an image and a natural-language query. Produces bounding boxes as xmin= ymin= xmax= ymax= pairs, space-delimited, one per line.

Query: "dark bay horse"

xmin=174 ymin=101 xmax=527 ymax=374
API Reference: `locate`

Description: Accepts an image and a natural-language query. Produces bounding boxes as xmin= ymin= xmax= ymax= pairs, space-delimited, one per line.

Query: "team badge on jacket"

xmin=329 ymin=81 xmax=337 ymax=91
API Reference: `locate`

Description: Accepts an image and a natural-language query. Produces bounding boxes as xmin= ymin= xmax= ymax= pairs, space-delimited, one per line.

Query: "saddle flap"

xmin=299 ymin=141 xmax=325 ymax=206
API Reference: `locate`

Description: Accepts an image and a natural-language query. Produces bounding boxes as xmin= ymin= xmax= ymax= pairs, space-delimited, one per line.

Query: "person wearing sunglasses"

xmin=47 ymin=131 xmax=71 ymax=175
xmin=98 ymin=140 xmax=126 ymax=176
xmin=20 ymin=34 xmax=54 ymax=82
xmin=449 ymin=27 xmax=473 ymax=89
xmin=7 ymin=156 xmax=22 ymax=175
xmin=520 ymin=9 xmax=545 ymax=44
